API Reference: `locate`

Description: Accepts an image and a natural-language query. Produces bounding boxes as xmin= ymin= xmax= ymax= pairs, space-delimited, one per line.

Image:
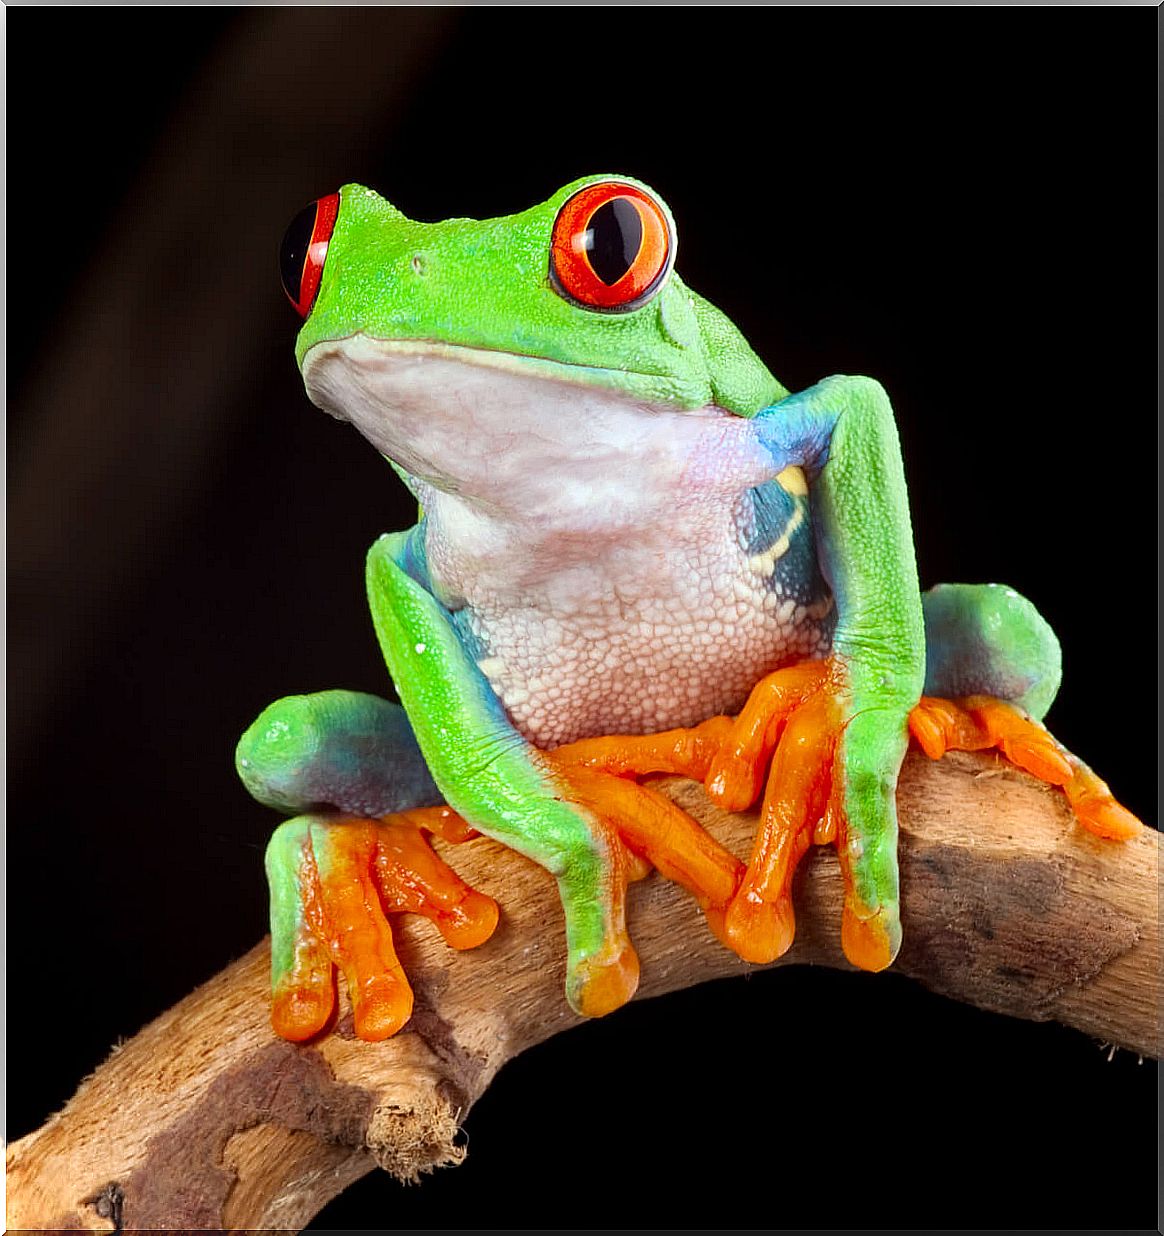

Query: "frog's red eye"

xmin=550 ymin=181 xmax=674 ymax=312
xmin=279 ymin=193 xmax=340 ymax=318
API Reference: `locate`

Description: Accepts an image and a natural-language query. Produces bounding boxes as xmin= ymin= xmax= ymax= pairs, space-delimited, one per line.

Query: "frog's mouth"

xmin=300 ymin=335 xmax=757 ymax=515
xmin=302 ymin=334 xmax=692 ymax=420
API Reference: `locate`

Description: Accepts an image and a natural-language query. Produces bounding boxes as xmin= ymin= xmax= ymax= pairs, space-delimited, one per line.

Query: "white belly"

xmin=454 ymin=524 xmax=834 ymax=748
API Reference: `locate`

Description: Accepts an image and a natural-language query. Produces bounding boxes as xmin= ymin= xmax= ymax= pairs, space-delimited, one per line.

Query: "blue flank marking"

xmin=398 ymin=521 xmax=432 ymax=589
xmin=751 ymin=392 xmax=837 ymax=478
xmin=748 ymin=479 xmax=830 ymax=607
xmin=744 ymin=386 xmax=847 ymax=616
xmin=747 ymin=478 xmax=796 ymax=557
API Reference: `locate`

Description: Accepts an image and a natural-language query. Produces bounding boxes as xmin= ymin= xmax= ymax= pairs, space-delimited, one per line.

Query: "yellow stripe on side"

xmin=775 ymin=465 xmax=808 ymax=496
xmin=748 ymin=467 xmax=810 ymax=578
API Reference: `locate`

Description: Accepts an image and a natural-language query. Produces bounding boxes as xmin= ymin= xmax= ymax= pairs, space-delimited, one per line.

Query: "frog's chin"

xmin=300 ymin=335 xmax=752 ymax=513
xmin=302 ymin=334 xmax=700 ymax=414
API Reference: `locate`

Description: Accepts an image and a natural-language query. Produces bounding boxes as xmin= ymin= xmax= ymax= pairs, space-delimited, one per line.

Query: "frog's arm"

xmin=724 ymin=375 xmax=926 ymax=968
xmin=755 ymin=374 xmax=925 ymax=704
xmin=250 ymin=526 xmax=747 ymax=1041
xmin=365 ymin=528 xmax=639 ymax=1015
xmin=706 ymin=376 xmax=1140 ymax=969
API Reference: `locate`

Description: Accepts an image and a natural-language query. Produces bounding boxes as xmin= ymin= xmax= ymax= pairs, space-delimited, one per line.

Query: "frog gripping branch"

xmin=237 ymin=176 xmax=1141 ymax=1044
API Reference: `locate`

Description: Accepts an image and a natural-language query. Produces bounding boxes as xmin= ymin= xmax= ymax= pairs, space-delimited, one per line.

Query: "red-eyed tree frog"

xmin=236 ymin=176 xmax=1141 ymax=1042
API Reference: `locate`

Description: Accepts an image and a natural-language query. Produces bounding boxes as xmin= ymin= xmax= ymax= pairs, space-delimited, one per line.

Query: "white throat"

xmin=302 ymin=336 xmax=774 ymax=604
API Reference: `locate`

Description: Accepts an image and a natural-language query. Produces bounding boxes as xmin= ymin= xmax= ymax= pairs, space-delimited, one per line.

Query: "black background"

xmin=8 ymin=9 xmax=1157 ymax=1230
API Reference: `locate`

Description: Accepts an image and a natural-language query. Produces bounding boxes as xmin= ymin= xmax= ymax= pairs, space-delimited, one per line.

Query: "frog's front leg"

xmin=366 ymin=531 xmax=744 ymax=1021
xmin=708 ymin=375 xmax=926 ymax=969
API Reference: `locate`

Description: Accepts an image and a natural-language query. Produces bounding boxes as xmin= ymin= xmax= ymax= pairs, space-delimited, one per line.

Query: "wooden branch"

xmin=7 ymin=751 xmax=1158 ymax=1232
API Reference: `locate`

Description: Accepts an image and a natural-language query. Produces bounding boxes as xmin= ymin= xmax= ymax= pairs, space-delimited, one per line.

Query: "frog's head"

xmin=279 ymin=177 xmax=785 ymax=496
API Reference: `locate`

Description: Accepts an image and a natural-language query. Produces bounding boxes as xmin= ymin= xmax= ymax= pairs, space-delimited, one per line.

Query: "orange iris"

xmin=550 ymin=181 xmax=673 ymax=311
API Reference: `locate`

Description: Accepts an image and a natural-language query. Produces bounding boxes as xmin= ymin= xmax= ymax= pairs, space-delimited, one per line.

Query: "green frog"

xmin=237 ymin=176 xmax=1138 ymax=1042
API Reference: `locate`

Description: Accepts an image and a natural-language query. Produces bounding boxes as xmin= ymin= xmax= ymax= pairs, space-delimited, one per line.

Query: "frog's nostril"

xmin=279 ymin=192 xmax=340 ymax=318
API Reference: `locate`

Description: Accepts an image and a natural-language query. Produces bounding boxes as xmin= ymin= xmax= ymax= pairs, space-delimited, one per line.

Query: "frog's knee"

xmin=236 ymin=690 xmax=441 ymax=815
xmin=922 ymin=583 xmax=1061 ymax=719
xmin=237 ymin=694 xmax=330 ymax=812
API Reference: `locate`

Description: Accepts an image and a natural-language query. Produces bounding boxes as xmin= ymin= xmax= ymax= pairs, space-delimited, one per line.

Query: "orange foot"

xmin=698 ymin=657 xmax=902 ymax=970
xmin=908 ymin=695 xmax=1142 ymax=840
xmin=555 ymin=658 xmax=906 ymax=976
xmin=545 ymin=716 xmax=746 ymax=1013
xmin=268 ymin=806 xmax=499 ymax=1042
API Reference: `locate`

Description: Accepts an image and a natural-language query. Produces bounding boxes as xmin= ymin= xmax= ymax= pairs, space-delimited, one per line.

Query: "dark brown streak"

xmin=116 ymin=1042 xmax=377 ymax=1230
xmin=897 ymin=841 xmax=1140 ymax=1020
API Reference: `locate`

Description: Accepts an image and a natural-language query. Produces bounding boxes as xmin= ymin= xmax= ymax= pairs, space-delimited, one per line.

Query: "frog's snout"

xmin=280 ymin=192 xmax=340 ymax=318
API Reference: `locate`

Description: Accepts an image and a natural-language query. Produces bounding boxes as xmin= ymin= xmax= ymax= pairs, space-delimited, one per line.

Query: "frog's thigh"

xmin=922 ymin=583 xmax=1062 ymax=720
xmin=236 ymin=688 xmax=442 ymax=816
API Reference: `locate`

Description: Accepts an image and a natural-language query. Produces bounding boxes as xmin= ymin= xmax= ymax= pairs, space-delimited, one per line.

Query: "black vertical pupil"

xmin=279 ymin=201 xmax=319 ymax=304
xmin=584 ymin=198 xmax=642 ymax=286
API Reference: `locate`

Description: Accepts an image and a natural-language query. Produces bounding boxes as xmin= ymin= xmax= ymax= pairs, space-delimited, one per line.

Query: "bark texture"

xmin=6 ymin=751 xmax=1159 ymax=1232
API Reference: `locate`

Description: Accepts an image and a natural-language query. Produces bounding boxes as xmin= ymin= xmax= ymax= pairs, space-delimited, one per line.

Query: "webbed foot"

xmin=543 ymin=717 xmax=745 ymax=1014
xmin=909 ymin=695 xmax=1141 ymax=840
xmin=266 ymin=806 xmax=498 ymax=1041
xmin=702 ymin=657 xmax=905 ymax=971
xmin=550 ymin=660 xmax=909 ymax=982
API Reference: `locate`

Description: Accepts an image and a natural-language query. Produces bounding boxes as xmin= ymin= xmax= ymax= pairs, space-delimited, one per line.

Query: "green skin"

xmin=238 ymin=176 xmax=1061 ymax=1013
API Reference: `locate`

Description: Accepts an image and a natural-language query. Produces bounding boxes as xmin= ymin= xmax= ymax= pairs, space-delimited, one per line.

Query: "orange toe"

xmin=544 ymin=759 xmax=743 ymax=910
xmin=909 ymin=694 xmax=1141 ymax=844
xmin=551 ymin=715 xmax=733 ymax=782
xmin=433 ymin=889 xmax=500 ymax=950
xmin=712 ymin=688 xmax=838 ymax=964
xmin=716 ymin=889 xmax=796 ymax=964
xmin=1064 ymin=765 xmax=1142 ymax=841
xmin=371 ymin=820 xmax=500 ymax=951
xmin=350 ymin=972 xmax=414 ymax=1041
xmin=272 ymin=973 xmax=335 ymax=1042
xmin=840 ymin=905 xmax=897 ymax=972
xmin=965 ymin=697 xmax=1073 ymax=784
xmin=705 ymin=660 xmax=831 ymax=813
xmin=908 ymin=700 xmax=950 ymax=760
xmin=573 ymin=943 xmax=641 ymax=1018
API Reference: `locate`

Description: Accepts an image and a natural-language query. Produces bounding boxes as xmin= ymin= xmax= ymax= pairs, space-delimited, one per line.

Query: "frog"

xmin=236 ymin=175 xmax=1140 ymax=1043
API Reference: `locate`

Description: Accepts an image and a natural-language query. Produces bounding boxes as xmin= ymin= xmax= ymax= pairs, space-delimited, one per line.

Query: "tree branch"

xmin=7 ymin=751 xmax=1158 ymax=1232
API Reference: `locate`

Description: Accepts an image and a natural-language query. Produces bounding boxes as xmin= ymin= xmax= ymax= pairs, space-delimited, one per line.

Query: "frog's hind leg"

xmin=545 ymin=719 xmax=745 ymax=909
xmin=238 ymin=690 xmax=499 ymax=1041
xmin=911 ymin=583 xmax=1140 ymax=840
xmin=919 ymin=582 xmax=1061 ymax=720
xmin=237 ymin=688 xmax=445 ymax=817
